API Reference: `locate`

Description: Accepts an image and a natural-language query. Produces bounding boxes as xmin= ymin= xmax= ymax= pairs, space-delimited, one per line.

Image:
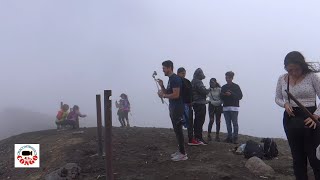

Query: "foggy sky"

xmin=1 ymin=0 xmax=320 ymax=138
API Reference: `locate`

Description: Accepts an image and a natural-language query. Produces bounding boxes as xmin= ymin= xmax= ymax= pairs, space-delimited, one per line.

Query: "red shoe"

xmin=188 ymin=138 xmax=201 ymax=146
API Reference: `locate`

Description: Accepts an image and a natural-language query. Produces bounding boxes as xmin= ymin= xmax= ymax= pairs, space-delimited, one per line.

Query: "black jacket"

xmin=221 ymin=83 xmax=243 ymax=107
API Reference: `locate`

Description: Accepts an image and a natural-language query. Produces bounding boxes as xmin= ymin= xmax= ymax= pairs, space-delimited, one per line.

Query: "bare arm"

xmin=157 ymin=79 xmax=167 ymax=94
xmin=164 ymin=87 xmax=180 ymax=99
xmin=77 ymin=111 xmax=87 ymax=118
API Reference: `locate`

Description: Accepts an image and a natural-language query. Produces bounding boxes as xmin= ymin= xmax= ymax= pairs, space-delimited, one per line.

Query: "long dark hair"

xmin=284 ymin=51 xmax=320 ymax=74
xmin=210 ymin=78 xmax=221 ymax=88
xmin=120 ymin=93 xmax=130 ymax=105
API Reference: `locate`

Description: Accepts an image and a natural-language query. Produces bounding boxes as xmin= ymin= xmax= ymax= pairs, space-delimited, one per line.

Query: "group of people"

xmin=157 ymin=60 xmax=243 ymax=161
xmin=55 ymin=104 xmax=87 ymax=130
xmin=115 ymin=93 xmax=131 ymax=127
xmin=157 ymin=51 xmax=320 ymax=179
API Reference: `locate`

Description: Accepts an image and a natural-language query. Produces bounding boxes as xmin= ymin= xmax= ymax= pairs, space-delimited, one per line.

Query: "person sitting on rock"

xmin=66 ymin=105 xmax=87 ymax=129
xmin=55 ymin=104 xmax=69 ymax=129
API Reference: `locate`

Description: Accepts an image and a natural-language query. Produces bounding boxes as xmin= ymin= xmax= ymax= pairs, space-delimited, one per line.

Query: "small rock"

xmin=245 ymin=157 xmax=275 ymax=177
xmin=72 ymin=131 xmax=84 ymax=135
xmin=45 ymin=163 xmax=81 ymax=180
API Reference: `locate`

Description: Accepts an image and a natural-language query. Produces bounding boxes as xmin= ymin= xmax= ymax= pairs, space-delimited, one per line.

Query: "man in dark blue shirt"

xmin=157 ymin=60 xmax=188 ymax=161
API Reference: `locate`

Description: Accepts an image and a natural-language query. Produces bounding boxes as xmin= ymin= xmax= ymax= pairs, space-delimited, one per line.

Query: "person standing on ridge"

xmin=177 ymin=67 xmax=201 ymax=146
xmin=191 ymin=68 xmax=210 ymax=145
xmin=157 ymin=60 xmax=188 ymax=161
xmin=221 ymin=71 xmax=243 ymax=144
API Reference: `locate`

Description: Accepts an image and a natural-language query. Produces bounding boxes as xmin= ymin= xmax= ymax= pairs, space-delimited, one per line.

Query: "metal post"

xmin=104 ymin=90 xmax=113 ymax=180
xmin=96 ymin=94 xmax=103 ymax=156
xmin=60 ymin=102 xmax=63 ymax=109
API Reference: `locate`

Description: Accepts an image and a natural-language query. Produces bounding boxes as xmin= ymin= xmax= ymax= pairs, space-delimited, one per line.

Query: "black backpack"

xmin=244 ymin=140 xmax=264 ymax=159
xmin=180 ymin=77 xmax=193 ymax=104
xmin=261 ymin=138 xmax=279 ymax=160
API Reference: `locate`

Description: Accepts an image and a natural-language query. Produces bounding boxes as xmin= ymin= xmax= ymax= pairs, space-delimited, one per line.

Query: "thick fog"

xmin=1 ymin=0 xmax=320 ymax=140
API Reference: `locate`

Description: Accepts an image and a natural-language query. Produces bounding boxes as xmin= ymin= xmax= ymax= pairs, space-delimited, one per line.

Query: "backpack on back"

xmin=262 ymin=138 xmax=279 ymax=160
xmin=181 ymin=78 xmax=193 ymax=104
xmin=122 ymin=99 xmax=130 ymax=112
xmin=244 ymin=140 xmax=264 ymax=159
xmin=56 ymin=110 xmax=64 ymax=120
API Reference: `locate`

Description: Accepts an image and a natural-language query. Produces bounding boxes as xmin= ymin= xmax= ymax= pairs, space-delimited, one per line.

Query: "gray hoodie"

xmin=191 ymin=68 xmax=210 ymax=104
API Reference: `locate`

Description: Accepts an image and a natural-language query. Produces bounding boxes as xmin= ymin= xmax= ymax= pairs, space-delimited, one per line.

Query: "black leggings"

xmin=283 ymin=107 xmax=320 ymax=180
xmin=187 ymin=105 xmax=194 ymax=141
xmin=193 ymin=103 xmax=206 ymax=140
xmin=208 ymin=104 xmax=222 ymax=134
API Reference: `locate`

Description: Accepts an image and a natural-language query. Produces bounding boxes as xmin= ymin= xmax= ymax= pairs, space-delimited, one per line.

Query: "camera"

xmin=22 ymin=151 xmax=33 ymax=156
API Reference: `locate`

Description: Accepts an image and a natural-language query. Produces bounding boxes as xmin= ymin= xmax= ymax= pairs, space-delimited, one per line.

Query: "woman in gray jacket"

xmin=191 ymin=68 xmax=210 ymax=145
xmin=207 ymin=78 xmax=223 ymax=142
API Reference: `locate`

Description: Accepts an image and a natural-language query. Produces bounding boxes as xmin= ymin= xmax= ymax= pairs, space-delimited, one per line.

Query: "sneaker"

xmin=188 ymin=138 xmax=201 ymax=146
xmin=233 ymin=138 xmax=239 ymax=144
xmin=171 ymin=152 xmax=188 ymax=161
xmin=197 ymin=139 xmax=208 ymax=146
xmin=215 ymin=135 xmax=221 ymax=142
xmin=207 ymin=134 xmax=212 ymax=141
xmin=171 ymin=151 xmax=180 ymax=158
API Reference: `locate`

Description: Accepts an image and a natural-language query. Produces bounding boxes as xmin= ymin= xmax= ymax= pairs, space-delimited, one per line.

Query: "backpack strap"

xmin=287 ymin=75 xmax=316 ymax=107
xmin=287 ymin=75 xmax=290 ymax=104
xmin=267 ymin=139 xmax=272 ymax=153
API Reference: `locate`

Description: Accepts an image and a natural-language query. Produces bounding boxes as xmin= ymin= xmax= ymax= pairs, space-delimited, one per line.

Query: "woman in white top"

xmin=275 ymin=51 xmax=320 ymax=179
xmin=207 ymin=78 xmax=223 ymax=142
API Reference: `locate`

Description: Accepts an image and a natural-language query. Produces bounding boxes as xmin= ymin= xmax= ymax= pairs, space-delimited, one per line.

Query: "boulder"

xmin=245 ymin=157 xmax=275 ymax=177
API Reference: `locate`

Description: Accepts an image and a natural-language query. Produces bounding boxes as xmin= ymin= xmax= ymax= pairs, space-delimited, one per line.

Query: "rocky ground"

xmin=0 ymin=127 xmax=316 ymax=180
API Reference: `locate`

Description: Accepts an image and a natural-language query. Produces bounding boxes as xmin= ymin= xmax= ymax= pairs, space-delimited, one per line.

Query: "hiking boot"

xmin=207 ymin=134 xmax=212 ymax=141
xmin=171 ymin=152 xmax=188 ymax=161
xmin=224 ymin=138 xmax=232 ymax=143
xmin=188 ymin=138 xmax=201 ymax=146
xmin=233 ymin=138 xmax=239 ymax=144
xmin=197 ymin=139 xmax=208 ymax=146
xmin=215 ymin=135 xmax=220 ymax=142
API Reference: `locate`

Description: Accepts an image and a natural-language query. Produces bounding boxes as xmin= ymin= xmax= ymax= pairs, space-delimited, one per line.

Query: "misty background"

xmin=1 ymin=0 xmax=320 ymax=140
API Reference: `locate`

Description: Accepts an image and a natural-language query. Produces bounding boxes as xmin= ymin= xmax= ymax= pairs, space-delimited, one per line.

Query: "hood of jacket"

xmin=193 ymin=68 xmax=205 ymax=80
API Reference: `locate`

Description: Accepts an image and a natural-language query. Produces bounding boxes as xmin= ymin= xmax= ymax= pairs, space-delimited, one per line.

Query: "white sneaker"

xmin=171 ymin=152 xmax=188 ymax=161
xmin=171 ymin=151 xmax=180 ymax=158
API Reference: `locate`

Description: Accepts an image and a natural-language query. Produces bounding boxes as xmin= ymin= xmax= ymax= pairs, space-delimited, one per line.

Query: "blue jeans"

xmin=182 ymin=104 xmax=189 ymax=128
xmin=223 ymin=111 xmax=239 ymax=140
